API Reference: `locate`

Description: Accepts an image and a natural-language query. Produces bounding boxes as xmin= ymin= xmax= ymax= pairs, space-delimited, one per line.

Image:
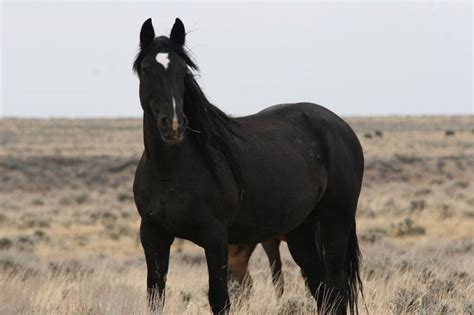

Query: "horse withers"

xmin=133 ymin=18 xmax=364 ymax=315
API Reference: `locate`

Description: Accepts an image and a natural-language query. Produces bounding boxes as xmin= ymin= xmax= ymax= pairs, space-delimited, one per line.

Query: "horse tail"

xmin=346 ymin=221 xmax=364 ymax=315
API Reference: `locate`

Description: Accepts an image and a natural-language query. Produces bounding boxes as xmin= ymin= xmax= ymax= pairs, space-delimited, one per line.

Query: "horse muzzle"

xmin=158 ymin=115 xmax=187 ymax=145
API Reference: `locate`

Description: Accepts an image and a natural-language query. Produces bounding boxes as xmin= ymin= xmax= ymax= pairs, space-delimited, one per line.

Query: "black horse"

xmin=133 ymin=18 xmax=364 ymax=315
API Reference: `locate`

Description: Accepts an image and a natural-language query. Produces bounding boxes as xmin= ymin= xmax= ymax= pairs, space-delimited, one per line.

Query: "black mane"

xmin=183 ymin=72 xmax=245 ymax=194
xmin=133 ymin=37 xmax=244 ymax=193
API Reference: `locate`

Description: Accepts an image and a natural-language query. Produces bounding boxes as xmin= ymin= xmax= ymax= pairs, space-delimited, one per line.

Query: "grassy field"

xmin=1 ymin=116 xmax=473 ymax=314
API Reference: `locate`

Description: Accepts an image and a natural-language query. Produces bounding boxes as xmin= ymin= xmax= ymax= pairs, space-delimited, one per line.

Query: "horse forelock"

xmin=133 ymin=36 xmax=198 ymax=74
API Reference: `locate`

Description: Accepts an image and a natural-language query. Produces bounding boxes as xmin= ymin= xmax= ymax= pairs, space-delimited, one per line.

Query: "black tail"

xmin=346 ymin=222 xmax=363 ymax=315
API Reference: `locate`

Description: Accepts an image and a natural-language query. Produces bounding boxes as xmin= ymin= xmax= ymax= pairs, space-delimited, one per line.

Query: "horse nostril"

xmin=161 ymin=116 xmax=169 ymax=126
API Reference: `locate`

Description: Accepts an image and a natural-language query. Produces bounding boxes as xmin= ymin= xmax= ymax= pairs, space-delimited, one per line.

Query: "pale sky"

xmin=1 ymin=1 xmax=472 ymax=117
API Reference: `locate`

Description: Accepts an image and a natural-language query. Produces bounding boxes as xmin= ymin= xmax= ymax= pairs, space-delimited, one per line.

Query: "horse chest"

xmin=134 ymin=166 xmax=233 ymax=241
xmin=137 ymin=189 xmax=198 ymax=238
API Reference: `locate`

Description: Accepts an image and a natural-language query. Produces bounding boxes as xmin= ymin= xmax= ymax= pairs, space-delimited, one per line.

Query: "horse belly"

xmin=228 ymin=186 xmax=321 ymax=244
xmin=233 ymin=166 xmax=326 ymax=243
xmin=235 ymin=126 xmax=328 ymax=240
xmin=227 ymin=221 xmax=280 ymax=244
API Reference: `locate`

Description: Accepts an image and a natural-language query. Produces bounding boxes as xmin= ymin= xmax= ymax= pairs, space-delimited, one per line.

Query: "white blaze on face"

xmin=155 ymin=52 xmax=177 ymax=130
xmin=172 ymin=97 xmax=177 ymax=120
xmin=155 ymin=52 xmax=170 ymax=69
xmin=171 ymin=97 xmax=178 ymax=131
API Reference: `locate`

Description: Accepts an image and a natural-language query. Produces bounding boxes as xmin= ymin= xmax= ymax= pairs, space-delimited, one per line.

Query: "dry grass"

xmin=1 ymin=116 xmax=473 ymax=314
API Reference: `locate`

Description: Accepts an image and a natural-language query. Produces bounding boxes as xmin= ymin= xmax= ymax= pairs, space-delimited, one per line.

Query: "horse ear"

xmin=140 ymin=18 xmax=155 ymax=49
xmin=170 ymin=18 xmax=185 ymax=46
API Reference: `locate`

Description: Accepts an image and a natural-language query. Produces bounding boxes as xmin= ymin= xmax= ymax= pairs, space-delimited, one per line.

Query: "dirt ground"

xmin=1 ymin=116 xmax=473 ymax=314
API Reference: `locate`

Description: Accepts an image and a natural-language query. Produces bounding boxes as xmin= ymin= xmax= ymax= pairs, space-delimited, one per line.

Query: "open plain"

xmin=0 ymin=116 xmax=473 ymax=314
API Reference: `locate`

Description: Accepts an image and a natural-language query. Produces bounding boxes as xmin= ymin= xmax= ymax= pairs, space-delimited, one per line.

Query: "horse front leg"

xmin=204 ymin=230 xmax=230 ymax=314
xmin=140 ymin=220 xmax=174 ymax=312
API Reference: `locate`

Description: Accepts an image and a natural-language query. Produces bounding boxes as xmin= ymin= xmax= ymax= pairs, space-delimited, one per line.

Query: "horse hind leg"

xmin=286 ymin=221 xmax=326 ymax=308
xmin=317 ymin=204 xmax=363 ymax=315
xmin=261 ymin=238 xmax=284 ymax=297
xmin=228 ymin=244 xmax=256 ymax=294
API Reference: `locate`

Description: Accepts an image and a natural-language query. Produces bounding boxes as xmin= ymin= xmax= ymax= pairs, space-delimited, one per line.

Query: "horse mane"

xmin=183 ymin=72 xmax=245 ymax=192
xmin=133 ymin=37 xmax=244 ymax=195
